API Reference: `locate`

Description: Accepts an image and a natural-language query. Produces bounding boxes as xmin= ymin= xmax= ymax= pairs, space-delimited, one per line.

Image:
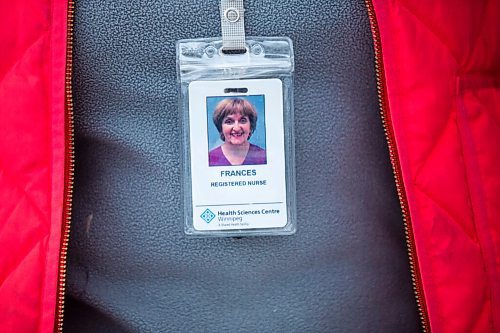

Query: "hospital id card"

xmin=185 ymin=78 xmax=294 ymax=235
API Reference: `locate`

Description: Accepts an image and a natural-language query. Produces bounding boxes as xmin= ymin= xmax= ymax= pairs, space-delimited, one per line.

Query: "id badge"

xmin=178 ymin=38 xmax=296 ymax=237
xmin=189 ymin=78 xmax=287 ymax=232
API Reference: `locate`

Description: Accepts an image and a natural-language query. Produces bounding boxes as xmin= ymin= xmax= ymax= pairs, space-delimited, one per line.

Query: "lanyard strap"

xmin=220 ymin=0 xmax=246 ymax=53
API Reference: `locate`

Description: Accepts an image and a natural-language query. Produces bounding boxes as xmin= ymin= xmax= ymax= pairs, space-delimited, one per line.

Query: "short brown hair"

xmin=212 ymin=98 xmax=258 ymax=141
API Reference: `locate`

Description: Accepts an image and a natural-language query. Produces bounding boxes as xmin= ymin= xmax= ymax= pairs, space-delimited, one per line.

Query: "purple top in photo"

xmin=209 ymin=144 xmax=267 ymax=166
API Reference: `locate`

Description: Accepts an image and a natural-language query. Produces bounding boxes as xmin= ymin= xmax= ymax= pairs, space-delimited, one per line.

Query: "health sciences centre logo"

xmin=200 ymin=208 xmax=216 ymax=223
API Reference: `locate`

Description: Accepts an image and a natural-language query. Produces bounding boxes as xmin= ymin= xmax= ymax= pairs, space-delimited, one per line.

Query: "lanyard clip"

xmin=220 ymin=0 xmax=246 ymax=54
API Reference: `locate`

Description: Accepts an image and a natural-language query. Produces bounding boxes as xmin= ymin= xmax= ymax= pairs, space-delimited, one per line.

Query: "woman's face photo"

xmin=207 ymin=95 xmax=267 ymax=167
xmin=222 ymin=113 xmax=251 ymax=145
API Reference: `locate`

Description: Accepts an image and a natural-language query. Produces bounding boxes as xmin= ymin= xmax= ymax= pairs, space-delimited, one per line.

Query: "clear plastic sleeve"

xmin=177 ymin=37 xmax=296 ymax=237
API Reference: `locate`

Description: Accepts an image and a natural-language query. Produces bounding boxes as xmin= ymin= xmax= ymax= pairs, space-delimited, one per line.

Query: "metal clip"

xmin=220 ymin=0 xmax=246 ymax=53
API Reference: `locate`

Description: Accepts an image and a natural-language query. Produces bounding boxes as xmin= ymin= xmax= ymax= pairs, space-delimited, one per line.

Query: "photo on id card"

xmin=188 ymin=78 xmax=288 ymax=231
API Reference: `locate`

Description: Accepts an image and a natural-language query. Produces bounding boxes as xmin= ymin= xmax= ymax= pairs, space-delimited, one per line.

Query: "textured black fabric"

xmin=65 ymin=0 xmax=421 ymax=332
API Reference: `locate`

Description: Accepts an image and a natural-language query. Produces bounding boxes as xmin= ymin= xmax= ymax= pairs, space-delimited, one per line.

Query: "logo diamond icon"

xmin=200 ymin=209 xmax=216 ymax=223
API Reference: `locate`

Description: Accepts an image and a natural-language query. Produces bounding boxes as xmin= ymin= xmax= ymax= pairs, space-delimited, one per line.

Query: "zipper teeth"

xmin=364 ymin=1 xmax=431 ymax=331
xmin=50 ymin=1 xmax=430 ymax=331
xmin=56 ymin=0 xmax=76 ymax=331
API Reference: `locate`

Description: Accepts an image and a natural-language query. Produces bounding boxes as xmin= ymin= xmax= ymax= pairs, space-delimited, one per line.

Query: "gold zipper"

xmin=50 ymin=1 xmax=430 ymax=331
xmin=55 ymin=0 xmax=76 ymax=331
xmin=364 ymin=1 xmax=431 ymax=331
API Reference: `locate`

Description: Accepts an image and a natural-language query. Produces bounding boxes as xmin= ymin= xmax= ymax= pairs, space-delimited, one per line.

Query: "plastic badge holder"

xmin=177 ymin=37 xmax=296 ymax=237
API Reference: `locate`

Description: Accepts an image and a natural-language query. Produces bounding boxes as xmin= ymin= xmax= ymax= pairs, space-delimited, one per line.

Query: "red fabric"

xmin=0 ymin=1 xmax=68 ymax=332
xmin=1 ymin=0 xmax=498 ymax=332
xmin=372 ymin=0 xmax=500 ymax=332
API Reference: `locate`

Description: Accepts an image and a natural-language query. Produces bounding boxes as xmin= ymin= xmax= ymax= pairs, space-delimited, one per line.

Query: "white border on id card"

xmin=188 ymin=78 xmax=287 ymax=231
